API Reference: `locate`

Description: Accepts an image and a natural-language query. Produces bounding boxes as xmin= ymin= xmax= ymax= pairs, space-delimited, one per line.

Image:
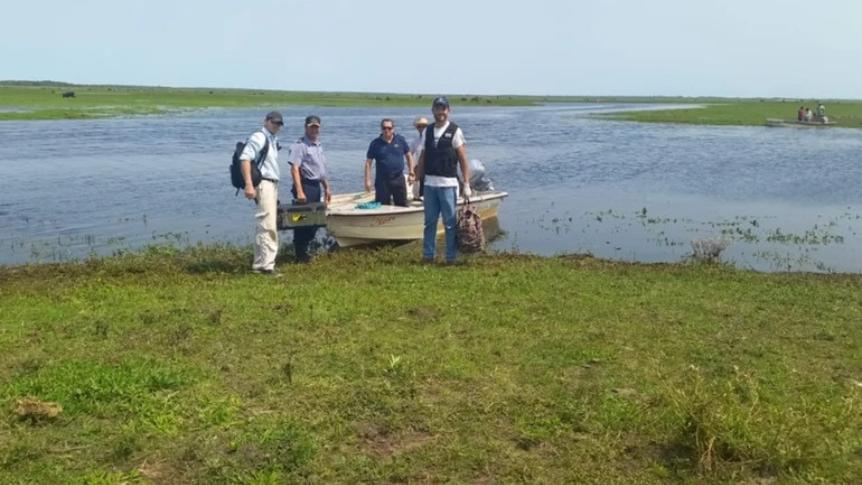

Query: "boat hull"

xmin=326 ymin=191 xmax=507 ymax=247
xmin=765 ymin=118 xmax=836 ymax=128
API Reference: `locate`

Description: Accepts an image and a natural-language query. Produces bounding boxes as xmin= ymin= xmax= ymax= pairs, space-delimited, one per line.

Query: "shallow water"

xmin=1 ymin=104 xmax=861 ymax=272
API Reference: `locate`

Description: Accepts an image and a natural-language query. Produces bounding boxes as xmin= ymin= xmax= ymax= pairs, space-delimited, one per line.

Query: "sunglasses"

xmin=381 ymin=126 xmax=394 ymax=131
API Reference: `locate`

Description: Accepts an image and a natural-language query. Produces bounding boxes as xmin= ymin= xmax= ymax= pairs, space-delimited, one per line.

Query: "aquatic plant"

xmin=691 ymin=238 xmax=729 ymax=263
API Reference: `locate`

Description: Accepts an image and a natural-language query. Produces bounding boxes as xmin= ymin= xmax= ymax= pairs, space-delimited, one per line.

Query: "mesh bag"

xmin=457 ymin=204 xmax=485 ymax=252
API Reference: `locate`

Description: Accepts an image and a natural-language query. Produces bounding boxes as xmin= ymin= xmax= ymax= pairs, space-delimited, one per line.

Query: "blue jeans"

xmin=423 ymin=185 xmax=457 ymax=262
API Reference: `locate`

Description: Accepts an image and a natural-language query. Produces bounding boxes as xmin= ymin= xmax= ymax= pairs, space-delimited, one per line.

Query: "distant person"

xmin=410 ymin=116 xmax=429 ymax=199
xmin=816 ymin=102 xmax=826 ymax=122
xmin=415 ymin=96 xmax=471 ymax=264
xmin=804 ymin=108 xmax=813 ymax=122
xmin=288 ymin=115 xmax=332 ymax=263
xmin=797 ymin=106 xmax=805 ymax=122
xmin=410 ymin=116 xmax=429 ymax=162
xmin=364 ymin=118 xmax=415 ymax=206
xmin=240 ymin=111 xmax=284 ymax=275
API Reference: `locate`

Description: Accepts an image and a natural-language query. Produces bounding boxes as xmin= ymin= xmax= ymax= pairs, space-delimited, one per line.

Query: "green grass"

xmin=604 ymin=100 xmax=862 ymax=128
xmin=7 ymin=82 xmax=862 ymax=128
xmin=0 ymin=83 xmax=545 ymax=120
xmin=0 ymin=82 xmax=721 ymax=122
xmin=1 ymin=244 xmax=860 ymax=483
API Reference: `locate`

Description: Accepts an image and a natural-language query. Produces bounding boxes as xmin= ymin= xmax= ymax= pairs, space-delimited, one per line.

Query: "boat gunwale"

xmin=326 ymin=191 xmax=508 ymax=218
xmin=765 ymin=118 xmax=837 ymax=126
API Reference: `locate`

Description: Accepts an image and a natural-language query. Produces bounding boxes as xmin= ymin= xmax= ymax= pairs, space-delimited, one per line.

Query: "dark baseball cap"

xmin=265 ymin=111 xmax=284 ymax=125
xmin=432 ymin=96 xmax=450 ymax=108
xmin=305 ymin=115 xmax=321 ymax=126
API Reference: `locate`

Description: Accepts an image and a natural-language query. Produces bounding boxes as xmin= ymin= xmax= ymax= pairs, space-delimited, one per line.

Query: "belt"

xmin=380 ymin=171 xmax=406 ymax=180
xmin=262 ymin=177 xmax=278 ymax=183
xmin=301 ymin=178 xmax=321 ymax=185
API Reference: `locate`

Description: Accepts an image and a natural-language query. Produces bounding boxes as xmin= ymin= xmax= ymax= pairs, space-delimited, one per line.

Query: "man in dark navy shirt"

xmin=364 ymin=118 xmax=415 ymax=206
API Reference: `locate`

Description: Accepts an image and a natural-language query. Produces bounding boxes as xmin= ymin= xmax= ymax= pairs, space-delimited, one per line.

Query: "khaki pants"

xmin=253 ymin=180 xmax=278 ymax=271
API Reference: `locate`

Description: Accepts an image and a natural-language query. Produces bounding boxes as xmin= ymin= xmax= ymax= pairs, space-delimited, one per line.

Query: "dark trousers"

xmin=375 ymin=174 xmax=407 ymax=207
xmin=291 ymin=180 xmax=322 ymax=261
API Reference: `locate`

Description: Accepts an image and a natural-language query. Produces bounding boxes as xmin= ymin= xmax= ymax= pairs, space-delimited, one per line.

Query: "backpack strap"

xmin=254 ymin=131 xmax=271 ymax=168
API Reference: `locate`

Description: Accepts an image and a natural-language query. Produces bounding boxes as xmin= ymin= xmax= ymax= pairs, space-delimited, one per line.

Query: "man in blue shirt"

xmin=364 ymin=118 xmax=415 ymax=206
xmin=288 ymin=115 xmax=331 ymax=263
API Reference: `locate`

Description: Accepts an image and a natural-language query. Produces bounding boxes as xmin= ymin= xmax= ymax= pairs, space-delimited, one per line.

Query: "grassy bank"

xmin=7 ymin=82 xmax=862 ymax=128
xmin=1 ymin=245 xmax=860 ymax=483
xmin=0 ymin=83 xmax=551 ymax=121
xmin=604 ymin=100 xmax=862 ymax=128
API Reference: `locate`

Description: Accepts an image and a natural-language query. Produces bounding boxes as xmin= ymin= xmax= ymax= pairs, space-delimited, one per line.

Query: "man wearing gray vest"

xmin=240 ymin=111 xmax=283 ymax=275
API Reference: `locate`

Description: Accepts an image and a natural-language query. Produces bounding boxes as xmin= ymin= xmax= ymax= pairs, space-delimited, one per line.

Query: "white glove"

xmin=462 ymin=184 xmax=472 ymax=199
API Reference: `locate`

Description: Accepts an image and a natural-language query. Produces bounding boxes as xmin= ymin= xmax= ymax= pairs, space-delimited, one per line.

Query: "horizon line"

xmin=1 ymin=80 xmax=857 ymax=103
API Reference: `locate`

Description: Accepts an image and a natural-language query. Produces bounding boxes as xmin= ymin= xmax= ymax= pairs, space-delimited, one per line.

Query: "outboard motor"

xmin=466 ymin=159 xmax=494 ymax=192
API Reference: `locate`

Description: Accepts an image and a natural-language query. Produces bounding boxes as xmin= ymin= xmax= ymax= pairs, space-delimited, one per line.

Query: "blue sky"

xmin=2 ymin=0 xmax=860 ymax=98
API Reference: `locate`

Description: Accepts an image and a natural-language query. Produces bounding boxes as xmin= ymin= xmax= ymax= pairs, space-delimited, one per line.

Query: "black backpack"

xmin=230 ymin=132 xmax=271 ymax=195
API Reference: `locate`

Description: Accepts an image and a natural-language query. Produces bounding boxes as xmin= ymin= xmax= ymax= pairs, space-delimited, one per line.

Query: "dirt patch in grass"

xmin=135 ymin=459 xmax=173 ymax=482
xmin=13 ymin=397 xmax=62 ymax=423
xmin=405 ymin=306 xmax=440 ymax=321
xmin=356 ymin=422 xmax=435 ymax=457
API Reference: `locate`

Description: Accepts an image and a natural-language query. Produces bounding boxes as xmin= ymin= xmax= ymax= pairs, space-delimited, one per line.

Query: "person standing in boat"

xmin=409 ymin=117 xmax=429 ymax=165
xmin=240 ymin=111 xmax=284 ymax=275
xmin=288 ymin=115 xmax=332 ymax=263
xmin=816 ymin=102 xmax=826 ymax=122
xmin=415 ymin=96 xmax=471 ymax=264
xmin=409 ymin=117 xmax=429 ymax=199
xmin=364 ymin=118 xmax=415 ymax=206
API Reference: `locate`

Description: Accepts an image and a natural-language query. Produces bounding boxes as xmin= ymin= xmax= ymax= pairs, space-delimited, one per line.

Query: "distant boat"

xmin=765 ymin=118 xmax=837 ymax=128
xmin=325 ymin=190 xmax=508 ymax=247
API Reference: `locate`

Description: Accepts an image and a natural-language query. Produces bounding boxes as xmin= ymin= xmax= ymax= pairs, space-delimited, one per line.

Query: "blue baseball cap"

xmin=432 ymin=96 xmax=450 ymax=108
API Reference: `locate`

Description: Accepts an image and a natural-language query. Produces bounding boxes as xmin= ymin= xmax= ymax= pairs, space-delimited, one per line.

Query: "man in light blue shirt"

xmin=240 ymin=111 xmax=283 ymax=275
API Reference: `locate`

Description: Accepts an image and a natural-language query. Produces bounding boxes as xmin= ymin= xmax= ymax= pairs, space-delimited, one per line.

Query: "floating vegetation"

xmin=751 ymin=250 xmax=836 ymax=273
xmin=766 ymin=228 xmax=845 ymax=245
xmin=3 ymin=229 xmax=200 ymax=265
xmin=719 ymin=225 xmax=759 ymax=243
xmin=151 ymin=231 xmax=191 ymax=245
xmin=524 ymin=203 xmax=859 ymax=272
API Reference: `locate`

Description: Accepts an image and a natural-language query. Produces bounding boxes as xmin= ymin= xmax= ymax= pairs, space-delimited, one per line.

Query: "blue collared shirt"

xmin=367 ymin=134 xmax=409 ymax=180
xmin=288 ymin=136 xmax=327 ymax=181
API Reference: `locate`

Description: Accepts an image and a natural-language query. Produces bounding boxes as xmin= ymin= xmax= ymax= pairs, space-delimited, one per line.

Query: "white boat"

xmin=765 ymin=118 xmax=836 ymax=128
xmin=326 ymin=190 xmax=508 ymax=247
